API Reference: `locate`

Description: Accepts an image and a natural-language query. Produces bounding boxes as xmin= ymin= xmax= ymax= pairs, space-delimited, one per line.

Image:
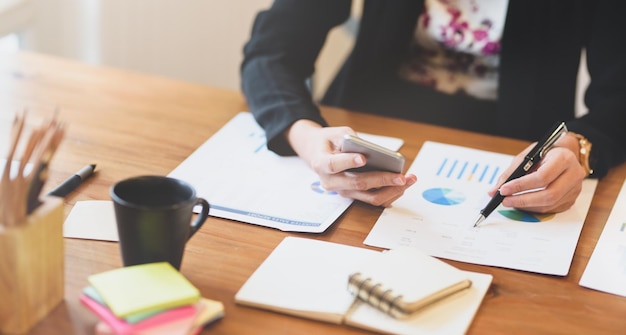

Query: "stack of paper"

xmin=80 ymin=262 xmax=224 ymax=335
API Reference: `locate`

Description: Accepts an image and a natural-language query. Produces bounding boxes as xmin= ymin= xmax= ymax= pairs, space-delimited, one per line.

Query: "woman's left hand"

xmin=488 ymin=134 xmax=587 ymax=213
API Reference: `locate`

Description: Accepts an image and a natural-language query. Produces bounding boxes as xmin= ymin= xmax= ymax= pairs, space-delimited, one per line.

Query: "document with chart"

xmin=168 ymin=112 xmax=403 ymax=233
xmin=579 ymin=178 xmax=626 ymax=296
xmin=364 ymin=141 xmax=597 ymax=275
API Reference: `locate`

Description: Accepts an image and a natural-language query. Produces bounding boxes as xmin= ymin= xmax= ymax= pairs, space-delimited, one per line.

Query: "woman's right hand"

xmin=286 ymin=120 xmax=417 ymax=207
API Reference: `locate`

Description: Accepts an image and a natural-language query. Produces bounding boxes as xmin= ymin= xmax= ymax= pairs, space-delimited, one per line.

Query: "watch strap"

xmin=569 ymin=132 xmax=594 ymax=176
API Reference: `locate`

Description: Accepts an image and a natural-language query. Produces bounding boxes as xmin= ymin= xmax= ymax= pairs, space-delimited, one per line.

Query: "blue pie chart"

xmin=310 ymin=181 xmax=338 ymax=195
xmin=422 ymin=188 xmax=465 ymax=206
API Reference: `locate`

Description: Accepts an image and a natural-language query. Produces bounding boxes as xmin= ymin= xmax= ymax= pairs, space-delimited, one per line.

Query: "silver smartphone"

xmin=340 ymin=134 xmax=405 ymax=173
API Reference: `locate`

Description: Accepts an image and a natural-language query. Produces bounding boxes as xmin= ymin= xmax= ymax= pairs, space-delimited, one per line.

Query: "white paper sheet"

xmin=364 ymin=141 xmax=597 ymax=275
xmin=579 ymin=178 xmax=626 ymax=296
xmin=63 ymin=200 xmax=118 ymax=241
xmin=168 ymin=112 xmax=403 ymax=233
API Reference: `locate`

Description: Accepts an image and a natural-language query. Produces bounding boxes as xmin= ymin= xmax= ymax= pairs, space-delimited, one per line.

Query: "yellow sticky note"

xmin=88 ymin=262 xmax=200 ymax=318
xmin=193 ymin=298 xmax=225 ymax=328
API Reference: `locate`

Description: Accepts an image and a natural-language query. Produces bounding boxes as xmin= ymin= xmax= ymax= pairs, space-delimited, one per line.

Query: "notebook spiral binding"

xmin=348 ymin=272 xmax=408 ymax=319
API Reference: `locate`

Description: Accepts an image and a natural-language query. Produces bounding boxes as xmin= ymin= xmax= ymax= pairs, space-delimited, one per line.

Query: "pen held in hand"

xmin=47 ymin=164 xmax=97 ymax=198
xmin=473 ymin=121 xmax=568 ymax=228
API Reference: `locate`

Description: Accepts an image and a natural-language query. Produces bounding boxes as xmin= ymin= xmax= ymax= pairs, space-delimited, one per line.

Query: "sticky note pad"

xmin=80 ymin=293 xmax=197 ymax=335
xmin=193 ymin=298 xmax=225 ymax=328
xmin=88 ymin=262 xmax=200 ymax=318
xmin=83 ymin=286 xmax=163 ymax=324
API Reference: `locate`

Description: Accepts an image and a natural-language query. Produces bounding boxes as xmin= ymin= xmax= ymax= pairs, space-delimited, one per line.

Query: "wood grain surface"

xmin=0 ymin=51 xmax=625 ymax=335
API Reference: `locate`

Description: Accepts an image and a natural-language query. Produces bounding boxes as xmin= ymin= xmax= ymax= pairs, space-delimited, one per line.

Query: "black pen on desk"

xmin=473 ymin=122 xmax=568 ymax=228
xmin=47 ymin=164 xmax=96 ymax=198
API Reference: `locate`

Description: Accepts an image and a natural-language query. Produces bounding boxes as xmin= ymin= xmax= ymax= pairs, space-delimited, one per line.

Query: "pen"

xmin=47 ymin=164 xmax=97 ymax=198
xmin=473 ymin=122 xmax=568 ymax=228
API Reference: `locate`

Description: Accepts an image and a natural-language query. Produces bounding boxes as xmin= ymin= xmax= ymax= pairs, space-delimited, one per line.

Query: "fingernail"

xmin=393 ymin=176 xmax=405 ymax=185
xmin=498 ymin=186 xmax=508 ymax=196
xmin=355 ymin=156 xmax=365 ymax=165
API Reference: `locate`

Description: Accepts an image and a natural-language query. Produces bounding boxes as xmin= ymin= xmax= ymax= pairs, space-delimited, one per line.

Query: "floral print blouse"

xmin=400 ymin=0 xmax=510 ymax=100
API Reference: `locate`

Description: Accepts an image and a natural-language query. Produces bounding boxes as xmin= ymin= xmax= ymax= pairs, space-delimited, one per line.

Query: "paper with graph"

xmin=168 ymin=112 xmax=403 ymax=233
xmin=167 ymin=112 xmax=350 ymax=233
xmin=579 ymin=178 xmax=626 ymax=296
xmin=364 ymin=141 xmax=597 ymax=275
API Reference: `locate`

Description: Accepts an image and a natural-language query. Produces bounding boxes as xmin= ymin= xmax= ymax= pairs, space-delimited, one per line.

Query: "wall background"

xmin=14 ymin=0 xmax=359 ymax=100
xmin=3 ymin=0 xmax=586 ymax=114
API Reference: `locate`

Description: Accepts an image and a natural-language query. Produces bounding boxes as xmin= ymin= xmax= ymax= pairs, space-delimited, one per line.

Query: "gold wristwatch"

xmin=569 ymin=132 xmax=593 ymax=176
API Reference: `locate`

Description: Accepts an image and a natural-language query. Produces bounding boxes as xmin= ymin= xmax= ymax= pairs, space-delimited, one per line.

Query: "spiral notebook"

xmin=235 ymin=237 xmax=492 ymax=335
xmin=347 ymin=247 xmax=473 ymax=318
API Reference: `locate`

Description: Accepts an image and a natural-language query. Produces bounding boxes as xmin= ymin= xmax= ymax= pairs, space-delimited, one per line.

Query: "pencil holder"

xmin=0 ymin=196 xmax=65 ymax=334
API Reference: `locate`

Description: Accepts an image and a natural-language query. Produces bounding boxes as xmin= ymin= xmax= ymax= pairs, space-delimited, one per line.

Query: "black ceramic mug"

xmin=110 ymin=175 xmax=210 ymax=270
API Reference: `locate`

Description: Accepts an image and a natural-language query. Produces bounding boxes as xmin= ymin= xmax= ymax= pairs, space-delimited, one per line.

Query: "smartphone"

xmin=340 ymin=134 xmax=405 ymax=173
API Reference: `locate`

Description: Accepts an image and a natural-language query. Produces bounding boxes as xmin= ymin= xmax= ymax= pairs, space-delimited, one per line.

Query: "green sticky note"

xmin=82 ymin=286 xmax=164 ymax=323
xmin=88 ymin=262 xmax=200 ymax=318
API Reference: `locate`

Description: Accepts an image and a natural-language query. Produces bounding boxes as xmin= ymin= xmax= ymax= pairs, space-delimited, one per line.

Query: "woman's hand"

xmin=488 ymin=133 xmax=587 ymax=213
xmin=286 ymin=120 xmax=417 ymax=207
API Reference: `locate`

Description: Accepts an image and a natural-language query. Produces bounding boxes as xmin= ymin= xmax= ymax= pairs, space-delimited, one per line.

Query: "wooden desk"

xmin=1 ymin=51 xmax=625 ymax=335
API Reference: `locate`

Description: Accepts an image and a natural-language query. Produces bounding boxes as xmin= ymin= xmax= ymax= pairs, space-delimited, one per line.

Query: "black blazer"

xmin=242 ymin=0 xmax=626 ymax=177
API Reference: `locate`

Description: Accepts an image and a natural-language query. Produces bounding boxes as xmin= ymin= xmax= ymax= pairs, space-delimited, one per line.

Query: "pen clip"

xmin=532 ymin=122 xmax=568 ymax=160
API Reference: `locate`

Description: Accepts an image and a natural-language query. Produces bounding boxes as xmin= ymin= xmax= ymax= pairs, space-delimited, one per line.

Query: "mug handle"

xmin=188 ymin=198 xmax=210 ymax=239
